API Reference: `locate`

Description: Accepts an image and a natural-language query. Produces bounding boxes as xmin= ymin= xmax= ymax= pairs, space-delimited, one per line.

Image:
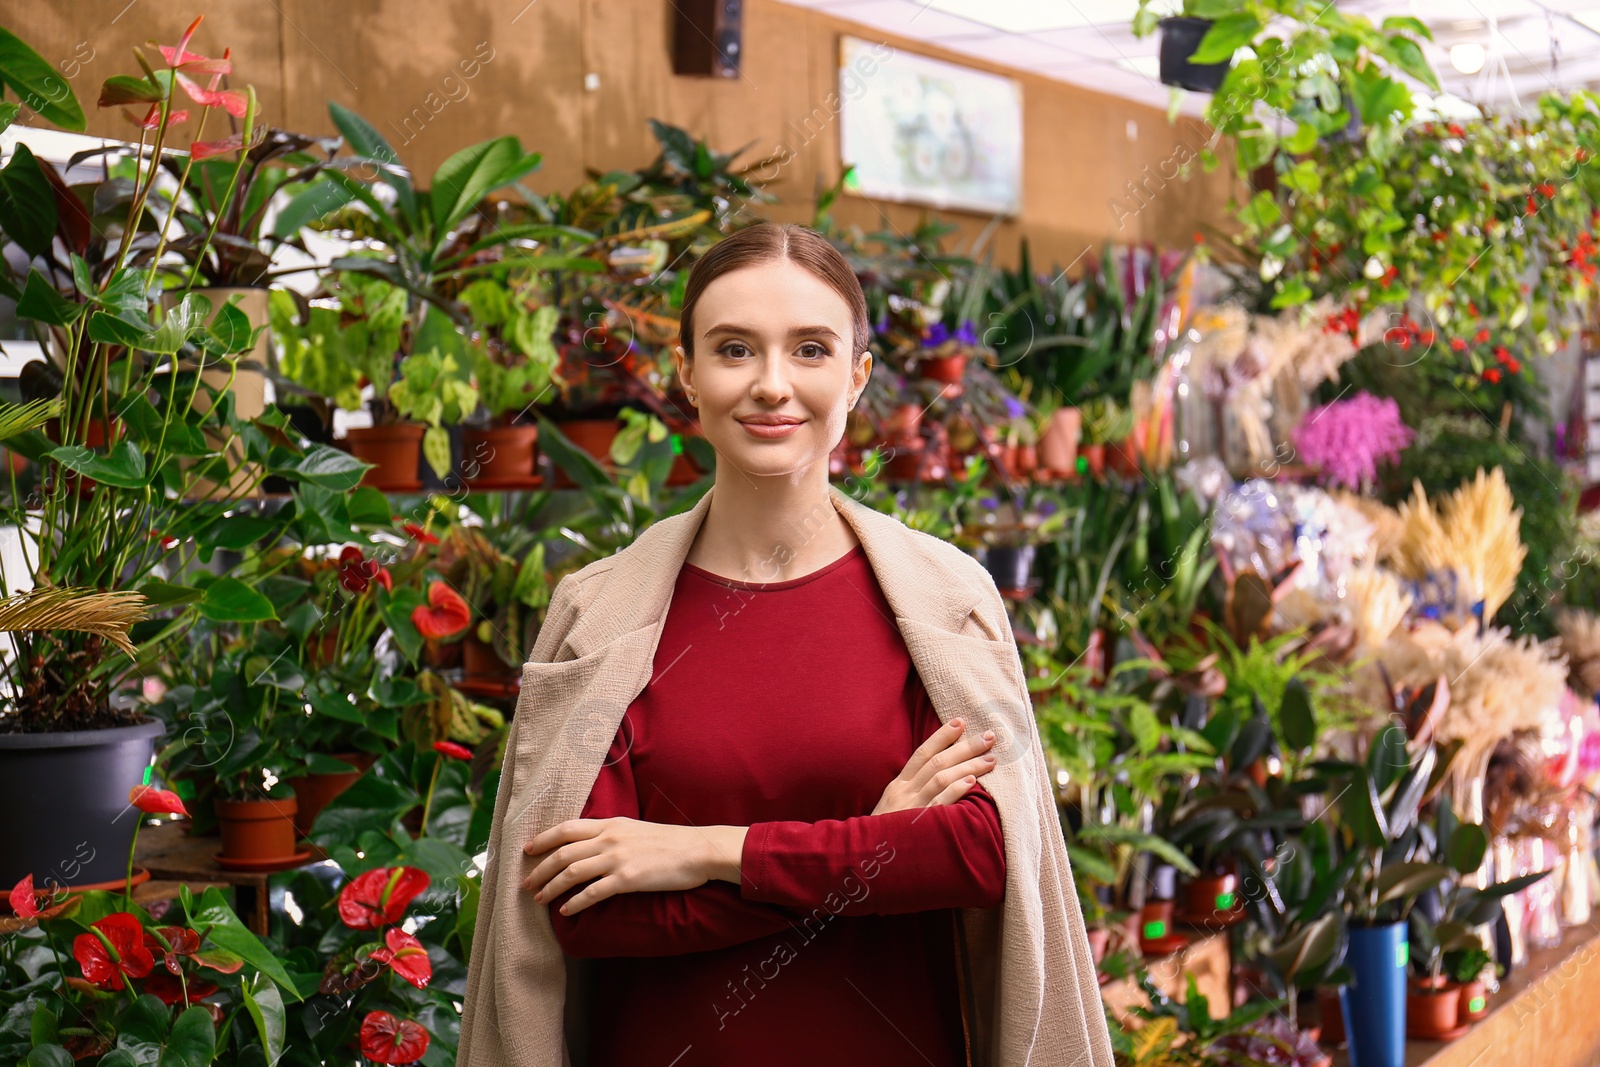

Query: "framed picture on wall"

xmin=837 ymin=35 xmax=1023 ymax=216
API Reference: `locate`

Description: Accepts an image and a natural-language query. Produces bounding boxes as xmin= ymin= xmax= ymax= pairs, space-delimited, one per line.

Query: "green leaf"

xmin=1348 ymin=69 xmax=1410 ymax=126
xmin=198 ymin=577 xmax=278 ymax=623
xmin=0 ymin=101 xmax=19 ymax=134
xmin=0 ymin=143 xmax=57 ymax=258
xmin=1191 ymin=13 xmax=1259 ymax=65
xmin=1376 ymin=861 xmax=1452 ymax=906
xmin=48 ymin=440 xmax=148 ymax=488
xmin=97 ymin=74 xmax=163 ymax=106
xmin=1367 ymin=723 xmax=1409 ymax=793
xmin=271 ymin=176 xmax=356 ymax=239
xmin=111 ymin=994 xmax=171 ymax=1064
xmin=140 ymin=292 xmax=212 ymax=355
xmin=292 ymin=443 xmax=369 ymax=491
xmin=1269 ymin=276 xmax=1312 ymax=309
xmin=422 ymin=424 xmax=451 ymax=480
xmin=1238 ymin=189 xmax=1283 ymax=232
xmin=327 ymin=102 xmax=415 ymax=222
xmin=180 ymin=886 xmax=301 ymax=1001
xmin=1446 ymin=823 xmax=1489 ymax=876
xmin=0 ymin=28 xmax=85 ymax=130
xmin=1342 ymin=768 xmax=1390 ymax=850
xmin=1383 ymin=34 xmax=1439 ymax=92
xmin=16 ymin=269 xmax=84 ymax=326
xmin=137 ymin=580 xmax=203 ymax=607
xmin=161 ymin=1006 xmax=216 ymax=1067
xmin=243 ymin=973 xmax=285 ymax=1067
xmin=429 ymin=137 xmax=542 ymax=237
xmin=24 ymin=1048 xmax=73 ymax=1067
xmin=1279 ymin=677 xmax=1316 ymax=752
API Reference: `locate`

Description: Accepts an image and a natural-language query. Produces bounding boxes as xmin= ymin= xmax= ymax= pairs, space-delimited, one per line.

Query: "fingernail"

xmin=984 ymin=755 xmax=995 ymax=763
xmin=965 ymin=775 xmax=975 ymax=783
xmin=983 ymin=730 xmax=994 ymax=740
xmin=534 ymin=891 xmax=542 ymax=901
xmin=952 ymin=717 xmax=963 ymax=727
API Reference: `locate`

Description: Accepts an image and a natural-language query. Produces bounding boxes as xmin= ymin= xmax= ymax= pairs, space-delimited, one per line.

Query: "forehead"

xmin=694 ymin=259 xmax=853 ymax=335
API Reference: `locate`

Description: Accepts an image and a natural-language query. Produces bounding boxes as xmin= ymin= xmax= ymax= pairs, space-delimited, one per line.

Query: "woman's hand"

xmin=871 ymin=716 xmax=996 ymax=816
xmin=522 ymin=818 xmax=748 ymax=916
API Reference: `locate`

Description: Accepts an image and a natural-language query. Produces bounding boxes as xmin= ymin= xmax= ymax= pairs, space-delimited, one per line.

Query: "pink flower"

xmin=1291 ymin=392 xmax=1414 ymax=490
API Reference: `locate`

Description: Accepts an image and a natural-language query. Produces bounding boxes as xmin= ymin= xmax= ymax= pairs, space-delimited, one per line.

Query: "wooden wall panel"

xmin=0 ymin=0 xmax=1236 ymax=272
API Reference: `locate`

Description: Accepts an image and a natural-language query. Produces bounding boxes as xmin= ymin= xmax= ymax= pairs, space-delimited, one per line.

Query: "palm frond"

xmin=0 ymin=398 xmax=62 ymax=441
xmin=0 ymin=586 xmax=148 ymax=659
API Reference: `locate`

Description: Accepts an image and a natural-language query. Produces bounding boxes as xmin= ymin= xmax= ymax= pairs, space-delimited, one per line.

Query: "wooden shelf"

xmin=135 ymin=820 xmax=322 ymax=934
xmin=1100 ymin=924 xmax=1232 ymax=1024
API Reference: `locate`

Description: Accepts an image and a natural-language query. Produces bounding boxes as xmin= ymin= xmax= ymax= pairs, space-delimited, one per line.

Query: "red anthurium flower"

xmin=145 ymin=970 xmax=218 ymax=1006
xmin=339 ymin=546 xmax=384 ymax=595
xmin=1494 ymin=345 xmax=1511 ymax=364
xmin=374 ymin=568 xmax=393 ymax=592
xmin=1450 ymin=337 xmax=1467 ymax=352
xmin=433 ymin=740 xmax=473 ymax=761
xmin=400 ymin=520 xmax=441 ymax=546
xmin=412 ymin=582 xmax=471 ymax=640
xmin=1537 ymin=182 xmax=1557 ymax=198
xmin=8 ymin=874 xmax=70 ymax=921
xmin=359 ymin=1011 xmax=430 ymax=1065
xmin=1506 ymin=358 xmax=1522 ymax=374
xmin=337 ymin=867 xmax=430 ymax=930
xmin=125 ymin=104 xmax=191 ymax=130
xmin=191 ymin=125 xmax=267 ymax=161
xmin=130 ymin=784 xmax=188 ymax=817
xmin=1484 ymin=367 xmax=1503 ymax=384
xmin=1474 ymin=328 xmax=1490 ymax=344
xmin=73 ymin=912 xmax=155 ymax=990
xmin=368 ymin=928 xmax=433 ymax=989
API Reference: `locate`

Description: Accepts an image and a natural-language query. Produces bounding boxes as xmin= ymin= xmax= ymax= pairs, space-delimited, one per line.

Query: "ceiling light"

xmin=922 ymin=0 xmax=1146 ymax=34
xmin=1450 ymin=42 xmax=1486 ymax=74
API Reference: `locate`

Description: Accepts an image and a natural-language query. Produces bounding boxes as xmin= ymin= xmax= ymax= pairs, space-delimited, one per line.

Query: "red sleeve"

xmin=739 ymin=780 xmax=1006 ymax=914
xmin=545 ymin=716 xmax=811 ymax=959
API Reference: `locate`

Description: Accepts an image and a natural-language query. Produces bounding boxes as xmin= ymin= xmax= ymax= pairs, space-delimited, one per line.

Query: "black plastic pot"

xmin=0 ymin=719 xmax=166 ymax=890
xmin=1158 ymin=17 xmax=1231 ymax=93
xmin=984 ymin=544 xmax=1035 ymax=591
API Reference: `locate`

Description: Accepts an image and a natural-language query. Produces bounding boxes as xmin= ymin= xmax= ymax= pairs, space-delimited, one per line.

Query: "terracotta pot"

xmin=1458 ymin=978 xmax=1488 ymax=1022
xmin=1316 ymin=986 xmax=1346 ymax=1046
xmin=347 ymin=423 xmax=425 ymax=489
xmin=1184 ymin=872 xmax=1240 ymax=919
xmin=1038 ymin=408 xmax=1082 ymax=474
xmin=283 ymin=752 xmax=375 ymax=838
xmin=886 ymin=402 xmax=923 ymax=441
xmin=1087 ymin=926 xmax=1110 ymax=966
xmin=1016 ymin=443 xmax=1038 ymax=475
xmin=882 ymin=446 xmax=924 ymax=482
xmin=463 ymin=424 xmax=539 ymax=481
xmin=423 ymin=638 xmax=463 ymax=670
xmin=552 ymin=418 xmax=620 ymax=488
xmin=1108 ymin=435 xmax=1141 ymax=478
xmin=215 ymin=795 xmax=300 ymax=863
xmin=1082 ymin=442 xmax=1106 ymax=480
xmin=1406 ymin=979 xmax=1461 ymax=1039
xmin=667 ymin=429 xmax=709 ymax=486
xmin=918 ymin=353 xmax=967 ymax=384
xmin=462 ymin=633 xmax=514 ymax=680
xmin=1139 ymin=899 xmax=1175 ymax=945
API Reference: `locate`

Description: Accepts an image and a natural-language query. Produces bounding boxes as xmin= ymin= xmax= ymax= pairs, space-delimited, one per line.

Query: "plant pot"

xmin=462 ymin=633 xmax=514 ymax=681
xmin=214 ymin=795 xmax=300 ymax=865
xmin=1158 ymin=16 xmax=1231 ymax=93
xmin=1087 ymin=926 xmax=1110 ymax=966
xmin=347 ymin=422 xmax=425 ymax=491
xmin=423 ymin=637 xmax=463 ymax=670
xmin=0 ymin=719 xmax=166 ymax=889
xmin=1038 ymin=408 xmax=1082 ymax=475
xmin=1108 ymin=436 xmax=1141 ymax=479
xmin=1457 ymin=978 xmax=1488 ymax=1022
xmin=882 ymin=444 xmax=924 ymax=482
xmin=1344 ymin=922 xmax=1408 ymax=1067
xmin=283 ymin=753 xmax=373 ymax=838
xmin=1139 ymin=899 xmax=1187 ymax=955
xmin=1183 ymin=872 xmax=1240 ymax=918
xmin=1082 ymin=442 xmax=1106 ymax=480
xmin=551 ymin=417 xmax=620 ymax=489
xmin=984 ymin=544 xmax=1035 ymax=591
xmin=918 ymin=353 xmax=967 ymax=384
xmin=463 ymin=424 xmax=539 ymax=482
xmin=1317 ymin=986 xmax=1346 ymax=1046
xmin=1406 ymin=979 xmax=1461 ymax=1040
xmin=667 ymin=428 xmax=709 ymax=486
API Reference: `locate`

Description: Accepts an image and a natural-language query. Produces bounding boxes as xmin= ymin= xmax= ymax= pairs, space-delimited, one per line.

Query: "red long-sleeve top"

xmin=543 ymin=541 xmax=1007 ymax=1066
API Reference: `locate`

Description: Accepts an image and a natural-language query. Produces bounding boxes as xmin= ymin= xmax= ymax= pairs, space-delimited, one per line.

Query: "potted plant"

xmin=387 ymin=343 xmax=479 ymax=484
xmin=0 ymin=21 xmax=357 ymax=889
xmin=1135 ymin=4 xmax=1236 ymax=93
xmin=435 ymin=524 xmax=549 ymax=689
xmin=1078 ymin=396 xmax=1132 ymax=481
xmin=458 ymin=278 xmax=562 ymax=483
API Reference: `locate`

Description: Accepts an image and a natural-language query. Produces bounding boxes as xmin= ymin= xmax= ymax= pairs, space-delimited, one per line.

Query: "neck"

xmin=687 ymin=468 xmax=857 ymax=583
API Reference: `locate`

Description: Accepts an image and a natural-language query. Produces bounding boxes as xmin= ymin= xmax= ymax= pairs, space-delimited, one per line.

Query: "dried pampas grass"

xmin=1331 ymin=490 xmax=1404 ymax=561
xmin=1556 ymin=608 xmax=1600 ymax=699
xmin=0 ymin=586 xmax=147 ymax=659
xmin=1348 ymin=563 xmax=1412 ymax=653
xmin=1392 ymin=467 xmax=1525 ymax=622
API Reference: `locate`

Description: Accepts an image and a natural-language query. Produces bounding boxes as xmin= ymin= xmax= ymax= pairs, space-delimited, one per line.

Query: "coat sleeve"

xmin=545 ymin=713 xmax=814 ymax=959
xmin=737 ymin=781 xmax=1005 ymax=914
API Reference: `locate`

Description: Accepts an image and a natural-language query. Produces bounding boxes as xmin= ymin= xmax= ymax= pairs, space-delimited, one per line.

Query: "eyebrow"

xmin=703 ymin=323 xmax=842 ymax=343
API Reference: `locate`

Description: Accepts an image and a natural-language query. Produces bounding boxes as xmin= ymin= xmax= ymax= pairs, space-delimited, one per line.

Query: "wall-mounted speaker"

xmin=670 ymin=0 xmax=742 ymax=78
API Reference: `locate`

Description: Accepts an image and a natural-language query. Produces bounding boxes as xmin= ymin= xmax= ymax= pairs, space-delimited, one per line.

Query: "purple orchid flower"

xmin=924 ymin=322 xmax=951 ymax=347
xmin=955 ymin=319 xmax=979 ymax=345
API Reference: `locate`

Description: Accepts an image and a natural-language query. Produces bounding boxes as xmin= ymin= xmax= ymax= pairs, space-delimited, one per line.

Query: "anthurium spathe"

xmin=359 ymin=1010 xmax=430 ymax=1064
xmin=411 ymin=581 xmax=471 ymax=640
xmin=7 ymin=874 xmax=72 ymax=922
xmin=336 ymin=866 xmax=430 ymax=930
xmin=73 ymin=911 xmax=155 ymax=990
xmin=368 ymin=927 xmax=433 ymax=989
xmin=129 ymin=783 xmax=189 ymax=817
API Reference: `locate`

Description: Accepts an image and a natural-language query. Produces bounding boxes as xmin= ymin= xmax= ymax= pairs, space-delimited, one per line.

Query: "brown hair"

xmin=677 ymin=223 xmax=870 ymax=364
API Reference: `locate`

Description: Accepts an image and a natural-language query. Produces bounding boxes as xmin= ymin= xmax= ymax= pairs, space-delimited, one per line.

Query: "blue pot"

xmin=1342 ymin=922 xmax=1408 ymax=1067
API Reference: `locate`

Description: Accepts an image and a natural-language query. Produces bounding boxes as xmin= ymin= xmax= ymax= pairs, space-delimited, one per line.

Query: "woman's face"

xmin=675 ymin=258 xmax=872 ymax=480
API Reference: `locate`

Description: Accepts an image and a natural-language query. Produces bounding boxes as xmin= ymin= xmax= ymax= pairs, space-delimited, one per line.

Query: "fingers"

xmin=521 ymin=837 xmax=605 ymax=896
xmin=901 ymin=716 xmax=968 ymax=778
xmin=922 ymin=751 xmax=997 ymax=804
xmin=930 ymin=773 xmax=979 ymax=806
xmin=524 ymin=818 xmax=604 ymax=857
xmin=910 ymin=725 xmax=995 ymax=792
xmin=557 ymin=874 xmax=624 ymax=917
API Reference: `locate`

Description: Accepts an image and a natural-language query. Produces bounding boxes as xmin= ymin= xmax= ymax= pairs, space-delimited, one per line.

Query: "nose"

xmin=749 ymin=348 xmax=793 ymax=404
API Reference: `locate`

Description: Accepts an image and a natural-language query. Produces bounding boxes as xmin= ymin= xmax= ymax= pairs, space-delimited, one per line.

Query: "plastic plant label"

xmin=1469 ymin=996 xmax=1485 ymax=1013
xmin=1216 ymin=891 xmax=1236 ymax=909
xmin=1143 ymin=920 xmax=1166 ymax=939
xmin=1396 ymin=942 xmax=1409 ymax=969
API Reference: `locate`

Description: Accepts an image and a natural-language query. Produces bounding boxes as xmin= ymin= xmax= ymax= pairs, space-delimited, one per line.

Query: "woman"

xmin=459 ymin=223 xmax=1112 ymax=1067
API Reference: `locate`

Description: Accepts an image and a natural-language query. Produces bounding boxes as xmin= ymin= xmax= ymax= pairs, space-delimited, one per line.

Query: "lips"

xmin=736 ymin=415 xmax=804 ymax=426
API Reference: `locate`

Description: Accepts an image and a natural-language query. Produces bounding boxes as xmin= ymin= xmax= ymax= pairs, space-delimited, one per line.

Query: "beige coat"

xmin=458 ymin=482 xmax=1114 ymax=1067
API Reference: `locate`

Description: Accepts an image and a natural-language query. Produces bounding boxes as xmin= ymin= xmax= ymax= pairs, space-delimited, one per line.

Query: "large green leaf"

xmin=1191 ymin=12 xmax=1259 ymax=64
xmin=291 ymin=444 xmax=368 ymax=491
xmin=198 ymin=577 xmax=277 ymax=623
xmin=48 ymin=441 xmax=148 ymax=488
xmin=327 ymin=101 xmax=416 ymax=225
xmin=0 ymin=143 xmax=56 ymax=258
xmin=429 ymin=136 xmax=542 ymax=238
xmin=1279 ymin=677 xmax=1317 ymax=752
xmin=0 ymin=29 xmax=85 ymax=130
xmin=243 ymin=973 xmax=285 ymax=1067
xmin=180 ymin=886 xmax=301 ymax=1000
xmin=16 ymin=269 xmax=84 ymax=326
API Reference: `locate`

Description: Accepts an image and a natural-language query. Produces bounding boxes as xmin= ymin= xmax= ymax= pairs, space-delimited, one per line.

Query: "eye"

xmin=717 ymin=341 xmax=751 ymax=359
xmin=798 ymin=342 xmax=829 ymax=359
